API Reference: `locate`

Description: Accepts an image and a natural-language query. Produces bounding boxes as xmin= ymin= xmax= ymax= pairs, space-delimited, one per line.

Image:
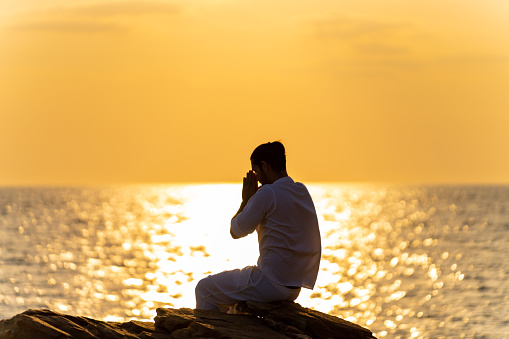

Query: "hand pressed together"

xmin=242 ymin=170 xmax=258 ymax=202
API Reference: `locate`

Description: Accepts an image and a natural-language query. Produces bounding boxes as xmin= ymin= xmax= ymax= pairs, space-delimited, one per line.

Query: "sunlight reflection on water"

xmin=1 ymin=184 xmax=508 ymax=338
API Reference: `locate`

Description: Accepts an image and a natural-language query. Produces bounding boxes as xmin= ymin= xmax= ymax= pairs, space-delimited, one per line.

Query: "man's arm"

xmin=231 ymin=170 xmax=258 ymax=239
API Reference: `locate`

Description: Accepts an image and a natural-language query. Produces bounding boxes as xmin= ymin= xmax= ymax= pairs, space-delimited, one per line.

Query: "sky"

xmin=1 ymin=0 xmax=508 ymax=185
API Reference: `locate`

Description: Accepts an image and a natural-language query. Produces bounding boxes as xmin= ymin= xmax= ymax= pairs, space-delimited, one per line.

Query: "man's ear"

xmin=261 ymin=161 xmax=270 ymax=172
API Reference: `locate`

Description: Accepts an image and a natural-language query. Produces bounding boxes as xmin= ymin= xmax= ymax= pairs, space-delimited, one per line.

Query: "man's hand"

xmin=231 ymin=171 xmax=259 ymax=238
xmin=242 ymin=170 xmax=258 ymax=202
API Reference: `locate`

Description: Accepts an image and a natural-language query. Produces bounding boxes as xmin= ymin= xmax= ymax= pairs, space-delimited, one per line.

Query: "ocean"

xmin=0 ymin=184 xmax=507 ymax=338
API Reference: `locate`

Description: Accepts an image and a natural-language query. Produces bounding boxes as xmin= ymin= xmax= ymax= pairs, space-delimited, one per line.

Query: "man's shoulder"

xmin=262 ymin=177 xmax=309 ymax=196
xmin=283 ymin=178 xmax=308 ymax=190
xmin=274 ymin=180 xmax=312 ymax=200
xmin=255 ymin=184 xmax=276 ymax=197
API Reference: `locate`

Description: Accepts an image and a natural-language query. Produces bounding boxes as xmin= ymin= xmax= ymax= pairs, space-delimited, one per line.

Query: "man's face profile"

xmin=251 ymin=162 xmax=267 ymax=186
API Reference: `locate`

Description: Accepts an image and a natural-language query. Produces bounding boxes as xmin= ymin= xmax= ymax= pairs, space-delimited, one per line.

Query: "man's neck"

xmin=268 ymin=171 xmax=288 ymax=184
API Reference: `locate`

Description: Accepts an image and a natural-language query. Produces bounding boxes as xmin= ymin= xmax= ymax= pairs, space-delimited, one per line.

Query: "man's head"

xmin=250 ymin=141 xmax=287 ymax=185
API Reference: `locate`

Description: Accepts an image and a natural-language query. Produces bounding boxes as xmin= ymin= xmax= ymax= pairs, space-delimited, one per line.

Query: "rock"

xmin=0 ymin=301 xmax=376 ymax=339
xmin=237 ymin=301 xmax=375 ymax=339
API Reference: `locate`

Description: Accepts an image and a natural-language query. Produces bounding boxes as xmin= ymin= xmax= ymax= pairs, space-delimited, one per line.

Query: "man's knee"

xmin=195 ymin=276 xmax=212 ymax=298
xmin=195 ymin=276 xmax=220 ymax=310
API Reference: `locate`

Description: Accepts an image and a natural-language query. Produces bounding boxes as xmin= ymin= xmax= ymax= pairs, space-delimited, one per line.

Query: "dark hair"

xmin=250 ymin=141 xmax=286 ymax=171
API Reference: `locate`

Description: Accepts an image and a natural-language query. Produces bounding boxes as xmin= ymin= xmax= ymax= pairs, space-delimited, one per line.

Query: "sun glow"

xmin=86 ymin=184 xmax=262 ymax=319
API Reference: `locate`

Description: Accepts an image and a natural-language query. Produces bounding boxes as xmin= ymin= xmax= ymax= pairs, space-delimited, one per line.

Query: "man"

xmin=195 ymin=141 xmax=321 ymax=311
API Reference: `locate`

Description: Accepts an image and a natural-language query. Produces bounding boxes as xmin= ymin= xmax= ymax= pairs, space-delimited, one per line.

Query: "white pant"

xmin=195 ymin=266 xmax=301 ymax=311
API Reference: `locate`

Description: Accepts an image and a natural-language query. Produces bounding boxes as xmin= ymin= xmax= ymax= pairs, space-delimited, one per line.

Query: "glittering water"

xmin=1 ymin=184 xmax=508 ymax=338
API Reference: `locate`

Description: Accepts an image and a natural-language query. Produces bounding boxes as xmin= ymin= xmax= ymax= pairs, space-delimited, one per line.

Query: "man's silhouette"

xmin=195 ymin=141 xmax=321 ymax=311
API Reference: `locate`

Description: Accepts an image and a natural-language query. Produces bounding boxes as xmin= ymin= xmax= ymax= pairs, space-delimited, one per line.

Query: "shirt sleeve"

xmin=230 ymin=187 xmax=274 ymax=238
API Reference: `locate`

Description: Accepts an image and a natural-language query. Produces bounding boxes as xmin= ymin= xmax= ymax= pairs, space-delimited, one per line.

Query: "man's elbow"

xmin=230 ymin=218 xmax=243 ymax=239
xmin=230 ymin=229 xmax=241 ymax=239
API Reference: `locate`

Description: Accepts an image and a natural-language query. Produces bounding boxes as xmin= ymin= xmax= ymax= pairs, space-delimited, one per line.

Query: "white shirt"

xmin=231 ymin=176 xmax=321 ymax=289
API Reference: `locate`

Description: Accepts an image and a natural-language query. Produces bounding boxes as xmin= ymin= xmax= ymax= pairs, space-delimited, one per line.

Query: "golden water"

xmin=1 ymin=184 xmax=508 ymax=338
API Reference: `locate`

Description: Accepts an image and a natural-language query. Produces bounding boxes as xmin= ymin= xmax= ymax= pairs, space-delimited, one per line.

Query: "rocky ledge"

xmin=0 ymin=301 xmax=376 ymax=338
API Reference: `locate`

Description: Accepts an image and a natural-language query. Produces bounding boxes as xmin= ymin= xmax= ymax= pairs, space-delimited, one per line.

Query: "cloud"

xmin=353 ymin=42 xmax=408 ymax=55
xmin=311 ymin=13 xmax=509 ymax=77
xmin=6 ymin=1 xmax=180 ymax=32
xmin=314 ymin=15 xmax=411 ymax=39
xmin=435 ymin=54 xmax=509 ymax=66
xmin=312 ymin=14 xmax=422 ymax=56
xmin=49 ymin=1 xmax=180 ymax=17
xmin=9 ymin=21 xmax=123 ymax=32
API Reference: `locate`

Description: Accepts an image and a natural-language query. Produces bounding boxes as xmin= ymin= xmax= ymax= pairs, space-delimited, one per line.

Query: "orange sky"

xmin=1 ymin=0 xmax=508 ymax=185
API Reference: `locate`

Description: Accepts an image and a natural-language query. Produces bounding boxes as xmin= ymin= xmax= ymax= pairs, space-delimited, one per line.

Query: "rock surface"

xmin=0 ymin=301 xmax=376 ymax=338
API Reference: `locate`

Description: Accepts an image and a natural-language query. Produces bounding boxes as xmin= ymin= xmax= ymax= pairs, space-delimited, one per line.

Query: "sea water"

xmin=0 ymin=184 xmax=508 ymax=338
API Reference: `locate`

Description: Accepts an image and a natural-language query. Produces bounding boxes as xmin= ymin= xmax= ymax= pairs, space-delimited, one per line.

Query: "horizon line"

xmin=1 ymin=180 xmax=509 ymax=188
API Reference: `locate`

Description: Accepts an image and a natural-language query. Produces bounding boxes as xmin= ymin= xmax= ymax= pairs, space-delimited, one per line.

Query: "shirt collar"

xmin=273 ymin=176 xmax=293 ymax=185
